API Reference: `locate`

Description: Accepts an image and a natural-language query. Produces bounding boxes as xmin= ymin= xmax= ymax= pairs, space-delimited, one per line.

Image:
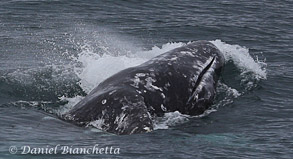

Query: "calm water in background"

xmin=0 ymin=0 xmax=293 ymax=158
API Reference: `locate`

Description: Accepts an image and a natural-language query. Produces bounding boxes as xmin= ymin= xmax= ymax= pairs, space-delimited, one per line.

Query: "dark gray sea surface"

xmin=0 ymin=0 xmax=292 ymax=158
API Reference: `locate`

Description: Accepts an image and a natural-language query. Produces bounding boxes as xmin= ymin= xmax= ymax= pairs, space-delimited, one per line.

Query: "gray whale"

xmin=63 ymin=40 xmax=225 ymax=135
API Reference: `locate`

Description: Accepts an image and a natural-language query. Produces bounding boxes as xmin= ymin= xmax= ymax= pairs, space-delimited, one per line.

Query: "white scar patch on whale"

xmin=169 ymin=56 xmax=178 ymax=61
xmin=114 ymin=112 xmax=128 ymax=130
xmin=109 ymin=90 xmax=117 ymax=95
xmin=161 ymin=104 xmax=167 ymax=111
xmin=145 ymin=77 xmax=163 ymax=92
xmin=130 ymin=73 xmax=148 ymax=88
xmin=180 ymin=51 xmax=195 ymax=57
xmin=187 ymin=47 xmax=198 ymax=53
xmin=88 ymin=118 xmax=108 ymax=130
xmin=115 ymin=101 xmax=151 ymax=132
xmin=136 ymin=90 xmax=142 ymax=94
xmin=130 ymin=76 xmax=141 ymax=88
xmin=136 ymin=73 xmax=146 ymax=77
xmin=163 ymin=82 xmax=171 ymax=90
xmin=202 ymin=47 xmax=211 ymax=54
xmin=192 ymin=60 xmax=204 ymax=69
xmin=161 ymin=93 xmax=166 ymax=99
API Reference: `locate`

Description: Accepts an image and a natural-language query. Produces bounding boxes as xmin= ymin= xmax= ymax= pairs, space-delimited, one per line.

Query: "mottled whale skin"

xmin=63 ymin=41 xmax=225 ymax=135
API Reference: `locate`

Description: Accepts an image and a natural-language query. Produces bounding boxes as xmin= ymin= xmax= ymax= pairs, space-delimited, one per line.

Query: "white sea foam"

xmin=71 ymin=42 xmax=184 ymax=94
xmin=88 ymin=119 xmax=105 ymax=130
xmin=154 ymin=111 xmax=190 ymax=130
xmin=73 ymin=52 xmax=146 ymax=94
xmin=210 ymin=39 xmax=267 ymax=80
xmin=57 ymin=95 xmax=84 ymax=115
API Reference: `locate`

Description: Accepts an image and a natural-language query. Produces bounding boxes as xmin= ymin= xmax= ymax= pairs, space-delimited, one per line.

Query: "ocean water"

xmin=0 ymin=0 xmax=292 ymax=158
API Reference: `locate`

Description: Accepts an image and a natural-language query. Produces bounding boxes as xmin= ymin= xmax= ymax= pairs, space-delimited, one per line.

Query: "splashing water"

xmin=154 ymin=111 xmax=190 ymax=130
xmin=72 ymin=40 xmax=266 ymax=94
xmin=71 ymin=42 xmax=185 ymax=94
xmin=57 ymin=39 xmax=267 ymax=129
xmin=211 ymin=39 xmax=267 ymax=80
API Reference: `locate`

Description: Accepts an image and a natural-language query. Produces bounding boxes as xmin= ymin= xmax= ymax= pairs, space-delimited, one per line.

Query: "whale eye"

xmin=101 ymin=99 xmax=107 ymax=104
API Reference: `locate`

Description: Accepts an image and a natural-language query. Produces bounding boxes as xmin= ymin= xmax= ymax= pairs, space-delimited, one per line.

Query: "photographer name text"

xmin=9 ymin=144 xmax=120 ymax=155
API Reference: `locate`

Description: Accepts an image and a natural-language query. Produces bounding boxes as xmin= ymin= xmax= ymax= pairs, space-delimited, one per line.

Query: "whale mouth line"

xmin=187 ymin=56 xmax=216 ymax=104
